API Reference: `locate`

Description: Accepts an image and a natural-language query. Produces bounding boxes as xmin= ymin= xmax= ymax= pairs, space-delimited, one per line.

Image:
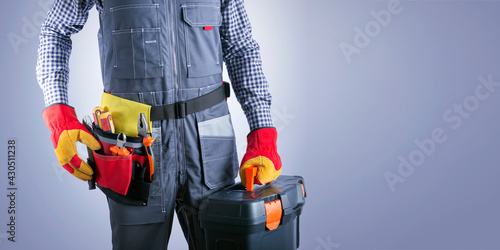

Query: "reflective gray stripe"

xmin=151 ymin=127 xmax=161 ymax=141
xmin=198 ymin=114 xmax=234 ymax=138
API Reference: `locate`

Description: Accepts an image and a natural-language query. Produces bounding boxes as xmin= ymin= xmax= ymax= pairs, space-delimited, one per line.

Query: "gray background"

xmin=1 ymin=0 xmax=500 ymax=249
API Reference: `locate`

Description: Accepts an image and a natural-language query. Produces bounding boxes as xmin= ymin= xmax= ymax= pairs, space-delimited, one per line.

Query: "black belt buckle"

xmin=175 ymin=101 xmax=187 ymax=119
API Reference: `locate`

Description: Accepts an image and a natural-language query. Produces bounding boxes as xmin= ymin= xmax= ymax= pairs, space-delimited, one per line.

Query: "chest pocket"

xmin=111 ymin=4 xmax=163 ymax=79
xmin=182 ymin=3 xmax=223 ymax=78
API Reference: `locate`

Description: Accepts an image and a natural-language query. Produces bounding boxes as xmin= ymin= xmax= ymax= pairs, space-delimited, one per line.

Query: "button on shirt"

xmin=36 ymin=0 xmax=273 ymax=131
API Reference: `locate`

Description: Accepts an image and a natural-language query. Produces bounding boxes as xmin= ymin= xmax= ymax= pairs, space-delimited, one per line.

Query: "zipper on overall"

xmin=167 ymin=0 xmax=186 ymax=190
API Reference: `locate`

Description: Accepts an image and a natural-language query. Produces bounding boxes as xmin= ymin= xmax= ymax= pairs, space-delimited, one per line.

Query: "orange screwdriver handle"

xmin=245 ymin=166 xmax=258 ymax=191
xmin=143 ymin=136 xmax=155 ymax=181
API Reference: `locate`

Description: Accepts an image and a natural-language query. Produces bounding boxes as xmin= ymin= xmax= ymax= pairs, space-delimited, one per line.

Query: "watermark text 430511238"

xmin=6 ymin=139 xmax=18 ymax=243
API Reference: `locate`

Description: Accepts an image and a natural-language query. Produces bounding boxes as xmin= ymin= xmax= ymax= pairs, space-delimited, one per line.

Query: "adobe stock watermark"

xmin=236 ymin=106 xmax=296 ymax=156
xmin=51 ymin=143 xmax=89 ymax=182
xmin=340 ymin=0 xmax=410 ymax=64
xmin=7 ymin=0 xmax=52 ymax=54
xmin=385 ymin=74 xmax=500 ymax=192
xmin=315 ymin=234 xmax=341 ymax=250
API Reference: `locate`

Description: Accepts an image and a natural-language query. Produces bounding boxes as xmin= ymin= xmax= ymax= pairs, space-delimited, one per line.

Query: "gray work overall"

xmin=98 ymin=0 xmax=238 ymax=249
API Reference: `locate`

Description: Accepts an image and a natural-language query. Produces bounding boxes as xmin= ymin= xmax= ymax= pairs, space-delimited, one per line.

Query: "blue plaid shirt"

xmin=36 ymin=0 xmax=273 ymax=131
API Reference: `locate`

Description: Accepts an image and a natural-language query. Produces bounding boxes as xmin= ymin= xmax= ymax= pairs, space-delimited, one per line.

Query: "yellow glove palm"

xmin=240 ymin=128 xmax=282 ymax=188
xmin=43 ymin=104 xmax=101 ymax=181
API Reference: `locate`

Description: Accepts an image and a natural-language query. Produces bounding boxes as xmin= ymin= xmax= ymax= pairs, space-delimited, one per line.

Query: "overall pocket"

xmin=111 ymin=4 xmax=163 ymax=79
xmin=182 ymin=3 xmax=223 ymax=78
xmin=197 ymin=113 xmax=238 ymax=189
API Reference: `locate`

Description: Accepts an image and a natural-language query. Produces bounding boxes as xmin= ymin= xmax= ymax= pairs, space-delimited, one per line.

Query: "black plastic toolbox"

xmin=199 ymin=175 xmax=306 ymax=250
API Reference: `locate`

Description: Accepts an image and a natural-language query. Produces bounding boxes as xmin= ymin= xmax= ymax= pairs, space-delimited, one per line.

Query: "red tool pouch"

xmin=88 ymin=124 xmax=153 ymax=206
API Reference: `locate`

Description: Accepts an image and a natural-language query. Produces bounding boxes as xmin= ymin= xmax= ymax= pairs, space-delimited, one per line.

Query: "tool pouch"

xmin=89 ymin=124 xmax=153 ymax=206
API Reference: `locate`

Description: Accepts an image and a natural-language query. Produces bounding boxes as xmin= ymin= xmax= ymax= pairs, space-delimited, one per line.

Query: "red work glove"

xmin=43 ymin=104 xmax=101 ymax=181
xmin=239 ymin=128 xmax=282 ymax=187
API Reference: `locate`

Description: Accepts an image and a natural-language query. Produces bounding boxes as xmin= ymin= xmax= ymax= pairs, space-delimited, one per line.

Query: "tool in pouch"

xmin=110 ymin=133 xmax=130 ymax=156
xmin=138 ymin=113 xmax=155 ymax=181
xmin=92 ymin=106 xmax=103 ymax=127
xmin=85 ymin=109 xmax=154 ymax=206
xmin=99 ymin=112 xmax=115 ymax=134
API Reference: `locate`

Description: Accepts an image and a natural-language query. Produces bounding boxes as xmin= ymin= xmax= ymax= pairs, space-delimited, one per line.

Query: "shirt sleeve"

xmin=220 ymin=0 xmax=274 ymax=131
xmin=36 ymin=0 xmax=96 ymax=107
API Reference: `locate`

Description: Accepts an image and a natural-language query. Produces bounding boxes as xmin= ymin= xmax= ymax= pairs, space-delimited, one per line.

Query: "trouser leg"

xmin=110 ymin=217 xmax=174 ymax=250
xmin=108 ymin=180 xmax=177 ymax=250
xmin=175 ymin=180 xmax=235 ymax=250
xmin=176 ymin=201 xmax=205 ymax=250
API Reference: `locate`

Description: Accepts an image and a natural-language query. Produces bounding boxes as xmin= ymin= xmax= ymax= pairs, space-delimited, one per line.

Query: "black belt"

xmin=150 ymin=82 xmax=230 ymax=120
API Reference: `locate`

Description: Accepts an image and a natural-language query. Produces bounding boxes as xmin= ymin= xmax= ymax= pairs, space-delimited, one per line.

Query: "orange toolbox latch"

xmin=264 ymin=199 xmax=283 ymax=231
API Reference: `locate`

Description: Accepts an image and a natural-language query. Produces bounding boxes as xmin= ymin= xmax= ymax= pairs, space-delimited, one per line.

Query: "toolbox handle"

xmin=245 ymin=166 xmax=258 ymax=191
xmin=245 ymin=166 xmax=283 ymax=230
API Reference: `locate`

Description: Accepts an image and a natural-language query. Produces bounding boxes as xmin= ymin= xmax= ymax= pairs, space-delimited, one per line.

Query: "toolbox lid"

xmin=199 ymin=175 xmax=306 ymax=233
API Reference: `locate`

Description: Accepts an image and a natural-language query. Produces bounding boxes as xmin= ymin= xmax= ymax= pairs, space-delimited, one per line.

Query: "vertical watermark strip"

xmin=6 ymin=139 xmax=17 ymax=243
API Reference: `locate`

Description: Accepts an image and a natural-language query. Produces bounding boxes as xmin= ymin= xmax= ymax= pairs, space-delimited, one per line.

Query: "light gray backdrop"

xmin=1 ymin=0 xmax=499 ymax=249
